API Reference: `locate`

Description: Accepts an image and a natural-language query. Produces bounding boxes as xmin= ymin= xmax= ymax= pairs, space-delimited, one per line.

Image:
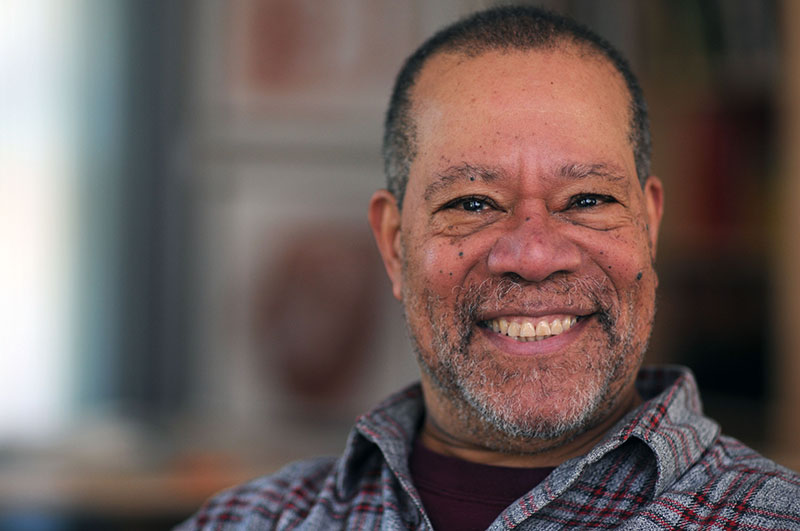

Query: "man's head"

xmin=383 ymin=5 xmax=651 ymax=208
xmin=369 ymin=6 xmax=664 ymax=458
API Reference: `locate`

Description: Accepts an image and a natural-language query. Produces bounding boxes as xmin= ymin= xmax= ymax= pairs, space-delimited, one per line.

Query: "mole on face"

xmin=458 ymin=252 xmax=464 ymax=257
xmin=636 ymin=271 xmax=643 ymax=281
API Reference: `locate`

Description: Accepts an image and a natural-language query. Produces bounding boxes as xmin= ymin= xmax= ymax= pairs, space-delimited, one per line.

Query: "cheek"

xmin=579 ymin=231 xmax=654 ymax=285
xmin=418 ymin=237 xmax=486 ymax=293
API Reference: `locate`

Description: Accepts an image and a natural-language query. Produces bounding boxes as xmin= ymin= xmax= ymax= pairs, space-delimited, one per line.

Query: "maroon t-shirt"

xmin=409 ymin=439 xmax=555 ymax=531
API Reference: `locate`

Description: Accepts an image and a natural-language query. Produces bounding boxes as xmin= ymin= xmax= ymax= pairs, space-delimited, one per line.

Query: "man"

xmin=181 ymin=6 xmax=800 ymax=530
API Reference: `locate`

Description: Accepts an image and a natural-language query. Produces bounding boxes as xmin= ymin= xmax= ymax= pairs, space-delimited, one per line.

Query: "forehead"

xmin=407 ymin=48 xmax=634 ymax=186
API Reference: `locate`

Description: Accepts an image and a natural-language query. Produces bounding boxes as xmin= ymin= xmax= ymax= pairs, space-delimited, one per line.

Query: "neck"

xmin=418 ymin=381 xmax=642 ymax=468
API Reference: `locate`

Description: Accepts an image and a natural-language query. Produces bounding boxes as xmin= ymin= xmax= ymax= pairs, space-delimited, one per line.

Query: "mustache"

xmin=452 ymin=274 xmax=615 ymax=321
xmin=421 ymin=273 xmax=620 ymax=359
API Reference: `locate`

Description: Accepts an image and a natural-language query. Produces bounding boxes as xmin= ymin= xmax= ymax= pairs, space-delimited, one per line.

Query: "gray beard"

xmin=404 ymin=275 xmax=646 ymax=452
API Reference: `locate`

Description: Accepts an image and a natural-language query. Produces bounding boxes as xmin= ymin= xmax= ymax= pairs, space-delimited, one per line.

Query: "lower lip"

xmin=477 ymin=316 xmax=591 ymax=357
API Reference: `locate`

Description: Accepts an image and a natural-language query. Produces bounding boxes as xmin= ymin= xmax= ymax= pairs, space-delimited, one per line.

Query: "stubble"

xmin=404 ymin=273 xmax=652 ymax=453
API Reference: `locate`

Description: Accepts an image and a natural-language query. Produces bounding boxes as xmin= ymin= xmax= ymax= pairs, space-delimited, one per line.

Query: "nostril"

xmin=504 ymin=272 xmax=524 ymax=283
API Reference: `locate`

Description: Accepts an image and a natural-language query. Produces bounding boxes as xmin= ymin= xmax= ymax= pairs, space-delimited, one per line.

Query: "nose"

xmin=487 ymin=201 xmax=582 ymax=283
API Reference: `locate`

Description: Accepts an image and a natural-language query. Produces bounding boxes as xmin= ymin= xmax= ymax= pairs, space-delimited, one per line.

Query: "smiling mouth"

xmin=478 ymin=316 xmax=588 ymax=342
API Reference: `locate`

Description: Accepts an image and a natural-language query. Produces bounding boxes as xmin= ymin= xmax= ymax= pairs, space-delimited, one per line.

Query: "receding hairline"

xmin=410 ymin=41 xmax=629 ymax=102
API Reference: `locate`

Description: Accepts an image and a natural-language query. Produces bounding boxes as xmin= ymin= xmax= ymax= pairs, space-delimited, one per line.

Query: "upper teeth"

xmin=485 ymin=316 xmax=577 ymax=342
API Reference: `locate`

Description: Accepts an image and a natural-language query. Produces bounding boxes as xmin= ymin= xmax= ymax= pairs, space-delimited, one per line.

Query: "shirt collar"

xmin=337 ymin=384 xmax=424 ymax=497
xmin=625 ymin=366 xmax=720 ymax=495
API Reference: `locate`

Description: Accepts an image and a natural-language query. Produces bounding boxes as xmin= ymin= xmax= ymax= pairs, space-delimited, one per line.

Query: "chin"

xmin=455 ymin=357 xmax=612 ymax=442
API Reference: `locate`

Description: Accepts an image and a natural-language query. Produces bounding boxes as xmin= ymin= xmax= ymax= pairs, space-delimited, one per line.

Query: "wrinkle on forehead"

xmin=410 ymin=49 xmax=633 ymax=166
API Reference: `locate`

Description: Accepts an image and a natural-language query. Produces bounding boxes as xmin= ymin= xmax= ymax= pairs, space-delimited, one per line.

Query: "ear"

xmin=643 ymin=176 xmax=664 ymax=260
xmin=368 ymin=189 xmax=404 ymax=301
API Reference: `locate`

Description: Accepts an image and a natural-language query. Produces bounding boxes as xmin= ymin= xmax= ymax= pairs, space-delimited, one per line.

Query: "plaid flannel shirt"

xmin=179 ymin=366 xmax=800 ymax=530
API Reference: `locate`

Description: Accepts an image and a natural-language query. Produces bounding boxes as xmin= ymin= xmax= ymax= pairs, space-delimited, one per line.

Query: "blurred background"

xmin=2 ymin=0 xmax=799 ymax=528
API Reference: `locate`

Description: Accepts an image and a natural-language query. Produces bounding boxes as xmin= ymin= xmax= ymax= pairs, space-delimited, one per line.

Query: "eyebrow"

xmin=422 ymin=161 xmax=627 ymax=201
xmin=423 ymin=163 xmax=503 ymax=201
xmin=557 ymin=162 xmax=626 ymax=182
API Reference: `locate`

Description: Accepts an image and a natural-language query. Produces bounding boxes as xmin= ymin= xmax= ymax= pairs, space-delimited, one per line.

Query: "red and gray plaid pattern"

xmin=179 ymin=367 xmax=800 ymax=530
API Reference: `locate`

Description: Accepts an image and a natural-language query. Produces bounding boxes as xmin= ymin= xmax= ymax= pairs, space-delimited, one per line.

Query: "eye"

xmin=569 ymin=194 xmax=616 ymax=209
xmin=442 ymin=195 xmax=495 ymax=212
xmin=461 ymin=198 xmax=487 ymax=211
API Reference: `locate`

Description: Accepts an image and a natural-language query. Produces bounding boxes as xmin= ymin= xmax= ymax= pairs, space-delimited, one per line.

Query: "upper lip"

xmin=477 ymin=307 xmax=596 ymax=321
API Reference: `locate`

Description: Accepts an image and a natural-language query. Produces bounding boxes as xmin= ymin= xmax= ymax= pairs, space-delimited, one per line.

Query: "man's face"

xmin=371 ymin=48 xmax=663 ymax=451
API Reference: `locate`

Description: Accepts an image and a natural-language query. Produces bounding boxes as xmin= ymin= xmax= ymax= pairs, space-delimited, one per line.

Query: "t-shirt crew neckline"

xmin=410 ymin=438 xmax=555 ymax=530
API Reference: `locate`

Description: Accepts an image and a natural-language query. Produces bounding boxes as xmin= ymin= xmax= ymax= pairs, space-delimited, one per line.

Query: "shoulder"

xmin=707 ymin=436 xmax=800 ymax=503
xmin=176 ymin=384 xmax=424 ymax=530
xmin=176 ymin=457 xmax=339 ymax=530
xmin=701 ymin=435 xmax=800 ymax=488
xmin=648 ymin=435 xmax=800 ymax=528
